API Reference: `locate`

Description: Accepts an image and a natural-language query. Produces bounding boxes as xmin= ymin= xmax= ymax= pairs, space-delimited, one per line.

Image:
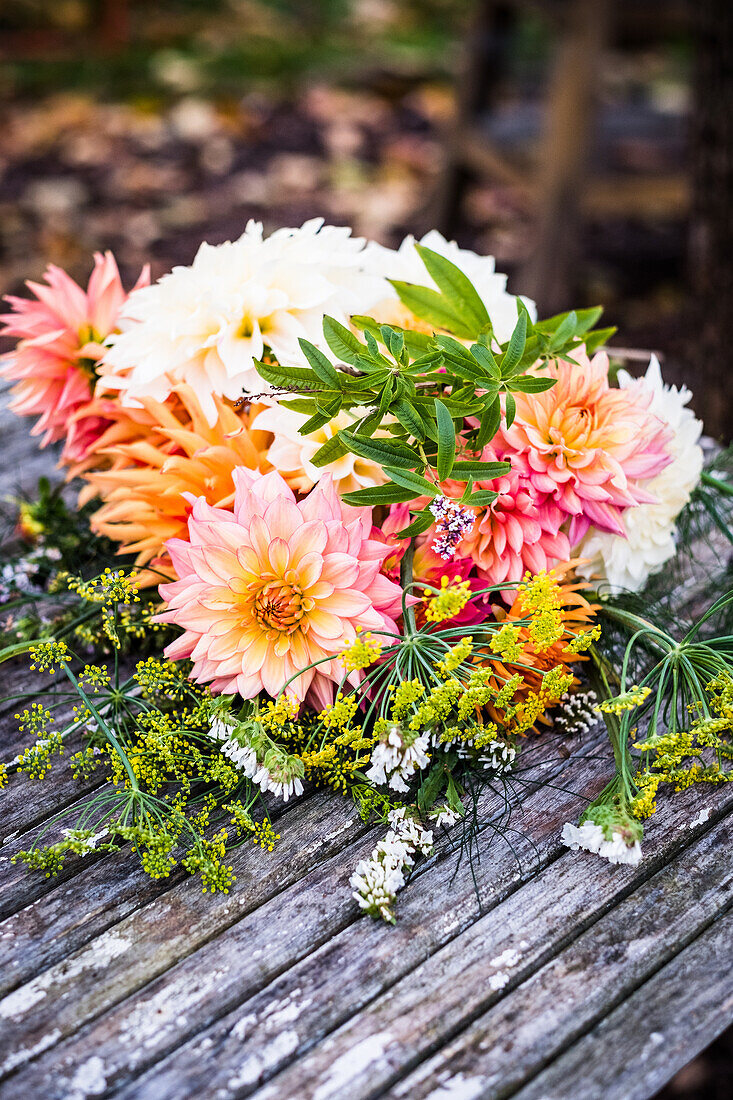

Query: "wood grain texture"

xmin=510 ymin=909 xmax=733 ymax=1100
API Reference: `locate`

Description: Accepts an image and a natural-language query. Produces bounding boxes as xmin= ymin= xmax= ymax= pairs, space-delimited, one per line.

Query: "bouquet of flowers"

xmin=2 ymin=221 xmax=732 ymax=922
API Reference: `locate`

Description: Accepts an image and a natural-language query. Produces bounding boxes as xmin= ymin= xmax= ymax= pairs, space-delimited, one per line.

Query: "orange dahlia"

xmin=78 ymin=385 xmax=270 ymax=580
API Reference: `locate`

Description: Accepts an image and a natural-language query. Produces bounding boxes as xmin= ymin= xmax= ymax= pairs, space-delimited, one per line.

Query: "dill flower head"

xmin=158 ymin=468 xmax=404 ymax=706
xmin=0 ymin=252 xmax=149 ymax=459
xmin=99 ymin=218 xmax=387 ymax=426
xmin=497 ymin=348 xmax=674 ymax=544
xmin=77 ymin=384 xmax=270 ymax=580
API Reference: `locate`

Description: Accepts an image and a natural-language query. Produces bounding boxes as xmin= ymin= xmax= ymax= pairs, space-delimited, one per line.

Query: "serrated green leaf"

xmin=474 ymin=395 xmax=501 ymax=449
xmin=584 ymin=326 xmax=617 ymax=354
xmin=548 ymin=310 xmax=577 ymax=351
xmin=314 ymin=392 xmax=343 ymax=417
xmin=311 ymin=434 xmax=348 ymax=467
xmin=280 ymin=397 xmax=320 ymax=413
xmin=415 ymin=243 xmax=489 ymax=334
xmin=298 ymin=338 xmax=342 ymax=389
xmin=255 ymin=359 xmax=331 ymax=392
xmin=505 ymin=392 xmax=516 ymax=429
xmin=434 ymin=398 xmax=456 ymax=480
xmin=299 ymin=411 xmax=332 ymax=434
xmin=395 ymin=509 xmax=435 ymax=539
xmin=388 ymin=280 xmax=472 ymax=338
xmin=465 ymin=489 xmax=499 ymax=505
xmin=500 ymin=311 xmax=527 ymax=376
xmin=322 ymin=316 xmax=366 ymax=366
xmin=470 ymin=342 xmax=500 ymax=378
xmin=392 ymin=398 xmax=426 ymax=441
xmin=341 ymin=484 xmax=417 ymax=506
xmin=384 ymin=465 xmax=436 ymax=498
xmin=506 ymin=375 xmax=556 ymax=393
xmin=339 ymin=430 xmax=417 ymax=470
xmin=450 ymin=459 xmax=511 ymax=481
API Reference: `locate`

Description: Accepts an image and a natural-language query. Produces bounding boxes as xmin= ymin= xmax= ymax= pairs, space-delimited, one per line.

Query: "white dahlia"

xmin=577 ymin=355 xmax=703 ymax=594
xmin=99 ymin=218 xmax=388 ymax=425
xmin=252 ymin=404 xmax=388 ymax=495
xmin=363 ymin=229 xmax=536 ymax=343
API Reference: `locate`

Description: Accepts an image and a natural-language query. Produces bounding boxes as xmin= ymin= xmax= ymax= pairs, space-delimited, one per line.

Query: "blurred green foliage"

xmin=1 ymin=0 xmax=474 ymax=102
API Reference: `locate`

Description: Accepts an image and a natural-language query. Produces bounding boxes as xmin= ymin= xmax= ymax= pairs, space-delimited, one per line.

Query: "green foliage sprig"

xmin=255 ymin=244 xmax=613 ymax=537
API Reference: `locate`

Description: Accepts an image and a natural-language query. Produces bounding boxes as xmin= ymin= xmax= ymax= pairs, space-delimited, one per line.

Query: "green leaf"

xmin=548 ymin=309 xmax=577 ymax=351
xmin=388 ymin=280 xmax=472 ymax=338
xmin=314 ymin=392 xmax=343 ymax=417
xmin=255 ymin=360 xmax=331 ymax=392
xmin=465 ymin=489 xmax=499 ymax=506
xmin=341 ymin=484 xmax=417 ymax=506
xmin=434 ymin=398 xmax=456 ymax=480
xmin=322 ymin=317 xmax=366 ymax=366
xmin=299 ymin=411 xmax=332 ymax=434
xmin=500 ymin=311 xmax=528 ymax=377
xmin=415 ymin=243 xmax=489 ymax=334
xmin=339 ymin=430 xmax=417 ymax=470
xmin=474 ymin=396 xmax=501 ymax=449
xmin=311 ymin=434 xmax=348 ymax=468
xmin=395 ymin=509 xmax=435 ymax=539
xmin=298 ymin=338 xmax=342 ymax=389
xmin=506 ymin=375 xmax=556 ymax=393
xmin=450 ymin=459 xmax=511 ymax=481
xmin=584 ymin=326 xmax=617 ymax=354
xmin=470 ymin=342 xmax=500 ymax=378
xmin=384 ymin=466 xmax=436 ymax=498
xmin=505 ymin=392 xmax=516 ymax=429
xmin=279 ymin=397 xmax=320 ymax=414
xmin=417 ymin=762 xmax=447 ymax=813
xmin=392 ymin=398 xmax=426 ymax=441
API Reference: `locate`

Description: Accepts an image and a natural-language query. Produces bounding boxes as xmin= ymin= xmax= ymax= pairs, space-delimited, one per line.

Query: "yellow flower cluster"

xmin=341 ymin=630 xmax=383 ymax=671
xmin=597 ymin=685 xmax=652 ymax=715
xmin=29 ymin=639 xmax=70 ymax=674
xmin=489 ymin=624 xmax=524 ymax=663
xmin=424 ymin=576 xmax=472 ymax=623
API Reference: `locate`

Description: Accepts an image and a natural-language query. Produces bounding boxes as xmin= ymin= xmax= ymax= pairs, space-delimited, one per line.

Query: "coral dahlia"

xmin=0 ymin=252 xmax=148 ymax=458
xmin=158 ymin=469 xmax=403 ymax=705
xmin=78 ymin=386 xmax=270 ymax=579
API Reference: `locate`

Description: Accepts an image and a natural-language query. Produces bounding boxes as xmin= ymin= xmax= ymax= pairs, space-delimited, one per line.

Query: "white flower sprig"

xmin=350 ymin=808 xmax=434 ymax=923
xmin=365 ymin=724 xmax=431 ymax=793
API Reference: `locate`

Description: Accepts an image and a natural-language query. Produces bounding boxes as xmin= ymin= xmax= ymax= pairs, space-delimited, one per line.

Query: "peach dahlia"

xmin=158 ymin=468 xmax=404 ymax=706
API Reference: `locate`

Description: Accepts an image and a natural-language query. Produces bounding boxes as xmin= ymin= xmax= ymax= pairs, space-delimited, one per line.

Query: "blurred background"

xmin=1 ymin=0 xmax=732 ymax=439
xmin=0 ymin=1 xmax=732 ymax=1092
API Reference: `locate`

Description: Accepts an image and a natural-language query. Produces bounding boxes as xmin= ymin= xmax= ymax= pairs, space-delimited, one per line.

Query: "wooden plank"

xmin=0 ymin=785 xmax=293 ymax=996
xmin=0 ymin=786 xmax=373 ymax=1082
xmin=0 ymin=730 xmax=607 ymax=1094
xmin=222 ymin=784 xmax=731 ymax=1100
xmin=510 ymin=910 xmax=733 ymax=1100
xmin=382 ymin=824 xmax=733 ymax=1100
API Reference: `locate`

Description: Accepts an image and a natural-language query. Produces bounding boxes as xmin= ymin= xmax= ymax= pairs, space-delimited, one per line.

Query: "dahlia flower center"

xmin=252 ymin=578 xmax=311 ymax=633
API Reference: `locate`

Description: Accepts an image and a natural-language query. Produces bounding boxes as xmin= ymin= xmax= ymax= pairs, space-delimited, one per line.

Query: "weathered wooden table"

xmin=1 ymin=397 xmax=732 ymax=1100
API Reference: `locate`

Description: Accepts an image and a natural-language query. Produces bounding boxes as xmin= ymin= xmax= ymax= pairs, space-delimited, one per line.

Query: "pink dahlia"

xmin=0 ymin=252 xmax=149 ymax=460
xmin=497 ymin=348 xmax=673 ymax=543
xmin=158 ymin=468 xmax=403 ymax=707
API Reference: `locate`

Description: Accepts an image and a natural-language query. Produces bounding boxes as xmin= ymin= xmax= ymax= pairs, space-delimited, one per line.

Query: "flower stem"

xmin=701 ymin=470 xmax=733 ymax=497
xmin=400 ymin=537 xmax=417 ymax=635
